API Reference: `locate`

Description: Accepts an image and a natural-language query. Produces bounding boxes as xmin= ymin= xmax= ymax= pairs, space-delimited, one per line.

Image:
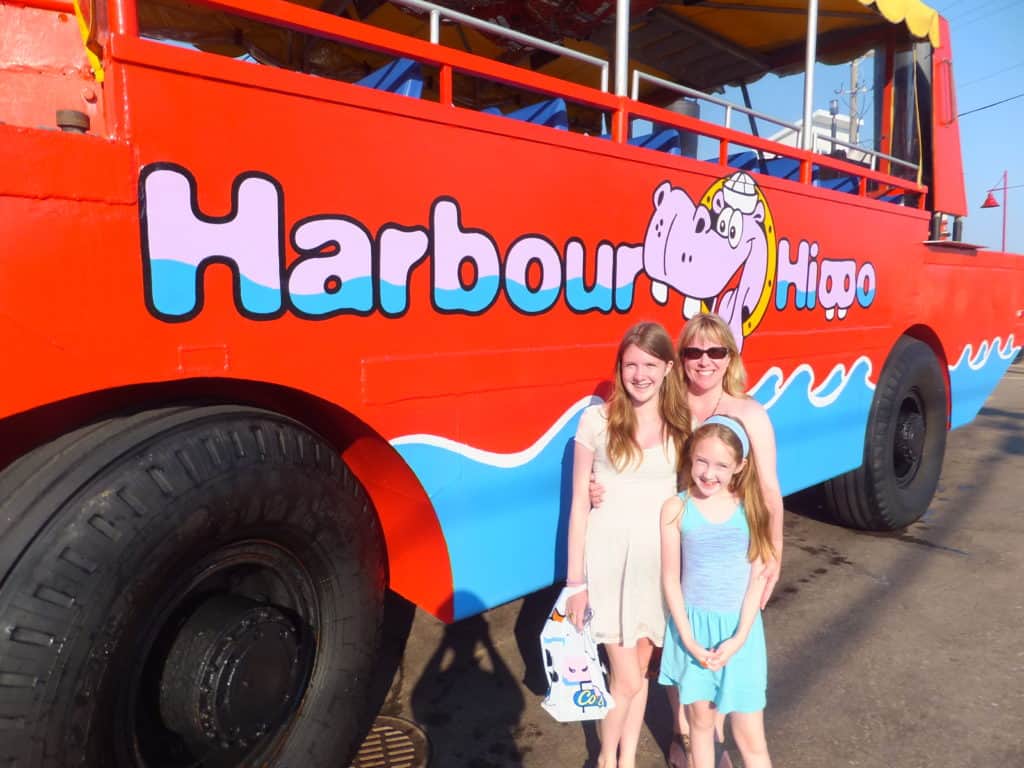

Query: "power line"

xmin=960 ymin=60 xmax=1024 ymax=88
xmin=959 ymin=91 xmax=1024 ymax=118
xmin=953 ymin=0 xmax=1002 ymax=22
xmin=959 ymin=0 xmax=1019 ymax=27
xmin=860 ymin=94 xmax=873 ymax=119
xmin=953 ymin=0 xmax=1000 ymax=21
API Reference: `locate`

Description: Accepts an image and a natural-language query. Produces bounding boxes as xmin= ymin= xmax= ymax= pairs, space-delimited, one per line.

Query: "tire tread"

xmin=824 ymin=337 xmax=947 ymax=530
xmin=0 ymin=405 xmax=385 ymax=767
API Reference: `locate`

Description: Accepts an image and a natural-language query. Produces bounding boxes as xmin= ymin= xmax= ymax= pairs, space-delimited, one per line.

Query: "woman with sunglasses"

xmin=591 ymin=313 xmax=783 ymax=767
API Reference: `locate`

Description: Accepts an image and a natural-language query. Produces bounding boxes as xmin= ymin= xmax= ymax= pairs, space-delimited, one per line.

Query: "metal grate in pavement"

xmin=350 ymin=715 xmax=429 ymax=768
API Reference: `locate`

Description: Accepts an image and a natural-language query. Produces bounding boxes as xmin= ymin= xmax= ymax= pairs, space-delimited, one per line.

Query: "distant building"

xmin=769 ymin=109 xmax=869 ymax=164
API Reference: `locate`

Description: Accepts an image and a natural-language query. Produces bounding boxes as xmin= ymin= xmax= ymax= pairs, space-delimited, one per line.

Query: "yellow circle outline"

xmin=698 ymin=175 xmax=777 ymax=338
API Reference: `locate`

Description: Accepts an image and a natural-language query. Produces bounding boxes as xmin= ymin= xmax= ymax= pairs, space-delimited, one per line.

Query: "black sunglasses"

xmin=682 ymin=346 xmax=729 ymax=360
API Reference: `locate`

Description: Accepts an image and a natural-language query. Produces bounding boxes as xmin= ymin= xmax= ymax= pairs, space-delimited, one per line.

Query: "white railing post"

xmin=800 ymin=0 xmax=820 ymax=151
xmin=392 ymin=0 xmax=610 ymax=91
xmin=614 ymin=0 xmax=629 ymax=97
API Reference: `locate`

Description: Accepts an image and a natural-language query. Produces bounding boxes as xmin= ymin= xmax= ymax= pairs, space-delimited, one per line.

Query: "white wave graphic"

xmin=392 ymin=356 xmax=881 ymax=465
xmin=390 ymin=395 xmax=603 ymax=468
xmin=750 ymin=357 xmax=875 ymax=411
xmin=951 ymin=334 xmax=1018 ymax=371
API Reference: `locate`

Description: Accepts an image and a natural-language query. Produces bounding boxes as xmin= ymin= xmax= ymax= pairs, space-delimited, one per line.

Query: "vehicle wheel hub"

xmin=894 ymin=398 xmax=926 ymax=481
xmin=159 ymin=594 xmax=311 ymax=752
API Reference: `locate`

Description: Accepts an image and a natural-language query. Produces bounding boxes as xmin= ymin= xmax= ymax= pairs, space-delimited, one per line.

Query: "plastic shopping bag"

xmin=539 ymin=584 xmax=614 ymax=722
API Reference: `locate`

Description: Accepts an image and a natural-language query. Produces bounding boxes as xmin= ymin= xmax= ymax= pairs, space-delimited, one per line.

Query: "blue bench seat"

xmin=355 ymin=57 xmax=423 ymax=98
xmin=482 ymin=98 xmax=569 ymax=130
xmin=593 ymin=126 xmax=682 ymax=155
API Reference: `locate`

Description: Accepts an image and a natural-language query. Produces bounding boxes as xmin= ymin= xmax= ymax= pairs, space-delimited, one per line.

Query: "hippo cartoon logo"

xmin=560 ymin=653 xmax=609 ymax=711
xmin=141 ymin=163 xmax=875 ymax=327
xmin=642 ymin=172 xmax=777 ymax=351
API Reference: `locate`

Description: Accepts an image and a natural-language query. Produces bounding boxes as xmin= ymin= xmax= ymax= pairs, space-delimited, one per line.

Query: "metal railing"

xmin=392 ymin=0 xmax=610 ymax=93
xmin=631 ymin=69 xmax=920 ymax=177
xmin=123 ymin=0 xmax=923 ymax=188
xmin=818 ymin=134 xmax=920 ymax=173
xmin=631 ymin=70 xmax=800 ymax=137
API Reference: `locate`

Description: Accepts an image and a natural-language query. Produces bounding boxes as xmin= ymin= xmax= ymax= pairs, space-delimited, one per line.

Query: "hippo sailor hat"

xmin=722 ymin=172 xmax=759 ymax=215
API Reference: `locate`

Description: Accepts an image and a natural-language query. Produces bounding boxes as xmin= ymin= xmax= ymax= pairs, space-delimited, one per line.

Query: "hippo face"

xmin=642 ymin=181 xmax=758 ymax=301
xmin=560 ymin=653 xmax=593 ymax=684
xmin=710 ymin=187 xmax=767 ymax=293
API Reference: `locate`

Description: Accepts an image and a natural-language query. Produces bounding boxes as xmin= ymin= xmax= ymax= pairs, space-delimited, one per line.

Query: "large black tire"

xmin=0 ymin=406 xmax=386 ymax=767
xmin=824 ymin=337 xmax=948 ymax=531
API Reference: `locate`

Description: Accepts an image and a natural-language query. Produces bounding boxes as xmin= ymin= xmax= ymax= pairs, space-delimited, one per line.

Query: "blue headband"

xmin=701 ymin=415 xmax=750 ymax=458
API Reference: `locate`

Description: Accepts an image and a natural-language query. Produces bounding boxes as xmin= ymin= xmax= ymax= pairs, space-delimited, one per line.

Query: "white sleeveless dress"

xmin=575 ymin=405 xmax=678 ymax=647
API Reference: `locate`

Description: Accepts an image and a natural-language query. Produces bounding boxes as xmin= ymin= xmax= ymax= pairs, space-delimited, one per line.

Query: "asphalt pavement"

xmin=362 ymin=363 xmax=1024 ymax=768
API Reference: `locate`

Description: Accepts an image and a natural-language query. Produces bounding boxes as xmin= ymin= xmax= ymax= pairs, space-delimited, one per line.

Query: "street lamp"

xmin=980 ymin=171 xmax=1007 ymax=252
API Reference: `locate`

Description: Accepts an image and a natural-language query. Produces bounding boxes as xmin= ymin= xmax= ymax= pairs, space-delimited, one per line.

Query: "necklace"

xmin=692 ymin=388 xmax=724 ymax=426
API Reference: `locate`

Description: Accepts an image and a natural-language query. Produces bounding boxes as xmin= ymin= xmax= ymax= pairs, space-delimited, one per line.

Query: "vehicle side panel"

xmin=2 ymin=36 xmax=1020 ymax=619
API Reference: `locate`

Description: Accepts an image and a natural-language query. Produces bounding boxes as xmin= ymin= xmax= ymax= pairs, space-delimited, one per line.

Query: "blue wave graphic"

xmin=948 ymin=336 xmax=1019 ymax=429
xmin=149 ymin=258 xmax=281 ymax=316
xmin=505 ymin=282 xmax=561 ymax=314
xmin=380 ymin=281 xmax=411 ymax=315
xmin=565 ymin=277 xmax=613 ymax=312
xmin=291 ymin=276 xmax=373 ymax=315
xmin=811 ymin=364 xmax=847 ymax=401
xmin=856 ymin=283 xmax=876 ymax=306
xmin=392 ymin=359 xmax=883 ymax=617
xmin=749 ymin=358 xmax=876 ymax=494
xmin=433 ymin=275 xmax=501 ymax=312
xmin=774 ymin=284 xmax=816 ymax=311
xmin=393 ymin=404 xmax=591 ymax=620
xmin=393 ymin=343 xmax=1018 ymax=618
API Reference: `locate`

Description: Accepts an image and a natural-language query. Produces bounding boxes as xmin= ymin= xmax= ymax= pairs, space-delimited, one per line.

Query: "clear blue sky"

xmin=935 ymin=0 xmax=1023 ymax=252
xmin=712 ymin=0 xmax=1022 ymax=253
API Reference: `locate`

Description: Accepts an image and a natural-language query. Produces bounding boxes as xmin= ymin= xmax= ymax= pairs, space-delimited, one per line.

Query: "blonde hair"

xmin=678 ymin=312 xmax=747 ymax=396
xmin=682 ymin=418 xmax=775 ymax=562
xmin=607 ymin=322 xmax=691 ymax=472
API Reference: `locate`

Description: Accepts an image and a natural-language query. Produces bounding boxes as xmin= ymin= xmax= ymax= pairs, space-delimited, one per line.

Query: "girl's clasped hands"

xmin=687 ymin=633 xmax=740 ymax=671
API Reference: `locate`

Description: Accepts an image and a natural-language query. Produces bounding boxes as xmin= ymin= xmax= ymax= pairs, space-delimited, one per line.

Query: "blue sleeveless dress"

xmin=657 ymin=494 xmax=767 ymax=714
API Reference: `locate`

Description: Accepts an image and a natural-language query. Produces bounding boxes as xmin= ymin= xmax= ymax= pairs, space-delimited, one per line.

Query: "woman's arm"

xmin=566 ymin=439 xmax=595 ymax=630
xmin=660 ymin=497 xmax=712 ymax=662
xmin=711 ymin=559 xmax=768 ymax=668
xmin=742 ymin=400 xmax=784 ymax=606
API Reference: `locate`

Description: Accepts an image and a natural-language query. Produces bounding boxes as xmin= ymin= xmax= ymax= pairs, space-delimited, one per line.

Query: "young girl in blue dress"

xmin=658 ymin=415 xmax=775 ymax=768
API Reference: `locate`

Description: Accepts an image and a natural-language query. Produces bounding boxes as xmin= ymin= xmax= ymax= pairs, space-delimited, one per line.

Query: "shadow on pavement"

xmin=978 ymin=404 xmax=1024 ymax=454
xmin=411 ymin=591 xmax=525 ymax=767
xmin=781 ymin=484 xmax=833 ymax=525
xmin=514 ymin=584 xmax=563 ymax=696
xmin=765 ymin=405 xmax=1019 ymax=723
xmin=366 ymin=591 xmax=417 ymax=720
